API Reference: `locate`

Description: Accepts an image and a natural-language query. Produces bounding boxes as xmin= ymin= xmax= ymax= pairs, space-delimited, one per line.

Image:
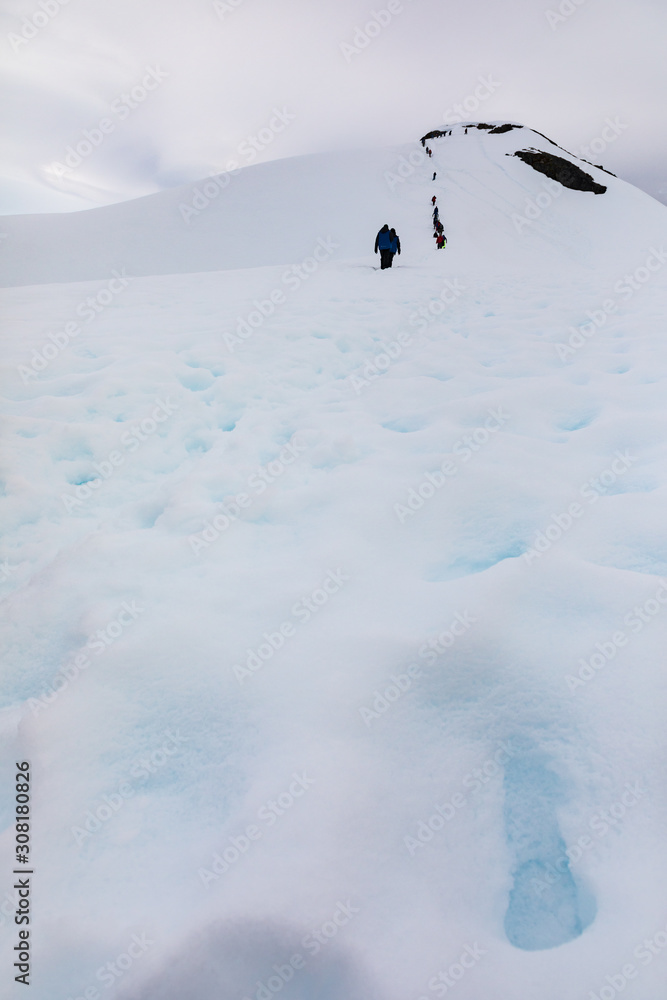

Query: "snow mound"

xmin=1 ymin=122 xmax=665 ymax=288
xmin=1 ymin=123 xmax=666 ymax=999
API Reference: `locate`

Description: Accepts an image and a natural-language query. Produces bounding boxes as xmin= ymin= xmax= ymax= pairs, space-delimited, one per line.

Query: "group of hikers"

xmin=432 ymin=196 xmax=446 ymax=249
xmin=374 ymin=198 xmax=445 ymax=268
xmin=374 ymin=145 xmax=448 ymax=267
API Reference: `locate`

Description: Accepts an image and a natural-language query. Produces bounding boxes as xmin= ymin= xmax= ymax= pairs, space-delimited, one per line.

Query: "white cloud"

xmin=1 ymin=0 xmax=665 ymax=213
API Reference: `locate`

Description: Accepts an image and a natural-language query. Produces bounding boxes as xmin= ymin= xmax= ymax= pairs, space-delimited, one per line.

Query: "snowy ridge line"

xmin=3 ymin=121 xmax=664 ymax=288
xmin=178 ymin=107 xmax=297 ymax=226
xmin=197 ymin=771 xmax=316 ymax=888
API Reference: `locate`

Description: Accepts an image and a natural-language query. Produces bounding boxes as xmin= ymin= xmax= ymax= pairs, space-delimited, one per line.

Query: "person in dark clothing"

xmin=433 ymin=206 xmax=439 ymax=222
xmin=374 ymin=224 xmax=389 ymax=253
xmin=386 ymin=228 xmax=401 ymax=267
xmin=375 ymin=224 xmax=394 ymax=269
xmin=431 ymin=196 xmax=437 ymax=205
xmin=432 ymin=172 xmax=436 ymax=180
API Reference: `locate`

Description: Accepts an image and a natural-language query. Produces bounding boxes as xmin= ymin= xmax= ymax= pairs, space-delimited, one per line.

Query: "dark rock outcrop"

xmin=510 ymin=149 xmax=607 ymax=194
xmin=421 ymin=129 xmax=448 ymax=142
xmin=489 ymin=123 xmax=523 ymax=134
xmin=420 ymin=122 xmax=523 ymax=142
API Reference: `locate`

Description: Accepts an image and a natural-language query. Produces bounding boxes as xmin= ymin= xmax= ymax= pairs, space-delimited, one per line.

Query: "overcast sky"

xmin=1 ymin=0 xmax=666 ymax=215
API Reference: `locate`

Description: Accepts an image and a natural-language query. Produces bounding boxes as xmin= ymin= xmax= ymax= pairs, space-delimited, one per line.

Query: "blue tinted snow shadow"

xmin=426 ymin=543 xmax=524 ymax=581
xmin=503 ymin=747 xmax=596 ymax=950
xmin=555 ymin=411 xmax=597 ymax=432
xmin=382 ymin=416 xmax=428 ymax=433
xmin=179 ymin=370 xmax=215 ymax=391
xmin=118 ymin=920 xmax=380 ymax=1000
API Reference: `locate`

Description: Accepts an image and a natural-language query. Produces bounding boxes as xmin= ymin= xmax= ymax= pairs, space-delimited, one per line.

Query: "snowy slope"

xmin=1 ymin=123 xmax=665 ymax=288
xmin=1 ymin=126 xmax=667 ymax=1000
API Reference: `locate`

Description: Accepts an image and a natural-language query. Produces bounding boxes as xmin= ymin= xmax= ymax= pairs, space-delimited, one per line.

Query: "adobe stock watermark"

xmin=27 ymin=601 xmax=145 ymax=715
xmin=522 ymin=450 xmax=637 ymax=565
xmin=358 ymin=611 xmax=476 ymax=727
xmin=512 ymin=177 xmax=564 ymax=234
xmin=530 ymin=781 xmax=647 ymax=902
xmin=188 ymin=435 xmax=306 ymax=554
xmin=442 ymin=75 xmax=502 ymax=123
xmin=198 ymin=772 xmax=315 ymax=887
xmin=61 ymin=397 xmax=179 ymax=513
xmin=408 ymin=279 xmax=468 ymax=331
xmin=545 ymin=0 xmax=588 ymax=31
xmin=7 ymin=0 xmax=72 ymax=55
xmin=17 ymin=269 xmax=133 ymax=384
xmin=384 ymin=142 xmax=430 ymax=191
xmin=576 ymin=117 xmax=628 ymax=162
xmin=565 ymin=578 xmax=667 ymax=693
xmin=71 ymin=730 xmax=190 ymax=846
xmin=415 ymin=942 xmax=487 ymax=998
xmin=212 ymin=0 xmax=247 ymax=18
xmin=179 ymin=107 xmax=296 ymax=224
xmin=223 ymin=236 xmax=339 ymax=352
xmin=347 ymin=279 xmax=467 ymax=396
xmin=347 ymin=332 xmax=413 ymax=395
xmin=394 ymin=407 xmax=509 ymax=523
xmin=232 ymin=569 xmax=349 ymax=684
xmin=0 ymin=560 xmax=17 ymax=583
xmin=404 ymin=741 xmax=518 ymax=856
xmin=241 ymin=901 xmax=359 ymax=1000
xmin=588 ymin=919 xmax=667 ymax=1000
xmin=45 ymin=68 xmax=168 ymax=179
xmin=340 ymin=1 xmax=414 ymax=64
xmin=555 ymin=247 xmax=667 ymax=360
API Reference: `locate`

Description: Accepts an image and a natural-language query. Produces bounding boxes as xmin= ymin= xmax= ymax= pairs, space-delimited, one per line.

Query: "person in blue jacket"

xmin=374 ymin=224 xmax=401 ymax=269
xmin=388 ymin=228 xmax=401 ymax=266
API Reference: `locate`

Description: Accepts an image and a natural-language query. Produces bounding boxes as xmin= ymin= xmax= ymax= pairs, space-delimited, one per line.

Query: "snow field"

xmin=1 ymin=126 xmax=667 ymax=998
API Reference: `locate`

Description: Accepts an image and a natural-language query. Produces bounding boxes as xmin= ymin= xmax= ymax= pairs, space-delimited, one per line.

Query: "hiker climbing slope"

xmin=375 ymin=224 xmax=400 ymax=269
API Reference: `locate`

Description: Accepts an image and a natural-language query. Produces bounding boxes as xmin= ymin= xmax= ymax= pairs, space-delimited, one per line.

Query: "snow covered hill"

xmin=1 ymin=124 xmax=667 ymax=1000
xmin=1 ymin=122 xmax=665 ymax=288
